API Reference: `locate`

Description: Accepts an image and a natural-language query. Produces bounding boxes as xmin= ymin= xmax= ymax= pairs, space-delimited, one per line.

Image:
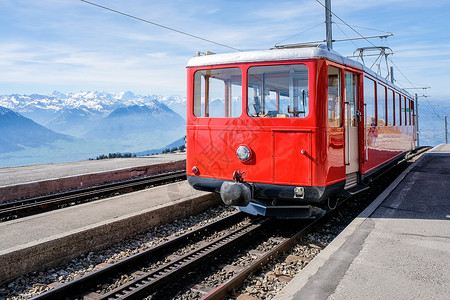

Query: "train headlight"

xmin=236 ymin=146 xmax=251 ymax=162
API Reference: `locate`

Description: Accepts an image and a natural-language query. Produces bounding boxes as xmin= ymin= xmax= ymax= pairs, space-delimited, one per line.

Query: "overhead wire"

xmin=315 ymin=0 xmax=435 ymax=115
xmin=274 ymin=23 xmax=324 ymax=47
xmin=315 ymin=0 xmax=378 ymax=48
xmin=334 ymin=22 xmax=379 ymax=69
xmin=82 ymin=0 xmax=438 ymax=119
xmin=80 ymin=0 xmax=243 ymax=52
xmin=388 ymin=57 xmax=439 ymax=117
xmin=334 ymin=22 xmax=377 ymax=68
xmin=334 ymin=22 xmax=358 ymax=49
xmin=333 ymin=22 xmax=393 ymax=35
xmin=316 ymin=0 xmax=391 ymax=76
xmin=332 ymin=13 xmax=381 ymax=75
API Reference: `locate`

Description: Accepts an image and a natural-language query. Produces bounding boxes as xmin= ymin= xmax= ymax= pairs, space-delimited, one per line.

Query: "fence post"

xmin=445 ymin=116 xmax=448 ymax=144
xmin=415 ymin=93 xmax=419 ymax=147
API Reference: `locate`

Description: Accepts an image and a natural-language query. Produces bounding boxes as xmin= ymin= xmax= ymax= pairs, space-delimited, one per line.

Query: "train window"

xmin=411 ymin=100 xmax=415 ymax=125
xmin=193 ymin=68 xmax=242 ymax=118
xmin=363 ymin=77 xmax=376 ymax=126
xmin=344 ymin=72 xmax=358 ymax=127
xmin=397 ymin=93 xmax=402 ymax=125
xmin=403 ymin=96 xmax=407 ymax=125
xmin=387 ymin=89 xmax=394 ymax=126
xmin=408 ymin=99 xmax=412 ymax=125
xmin=328 ymin=66 xmax=341 ymax=127
xmin=377 ymin=83 xmax=386 ymax=126
xmin=247 ymin=64 xmax=308 ymax=118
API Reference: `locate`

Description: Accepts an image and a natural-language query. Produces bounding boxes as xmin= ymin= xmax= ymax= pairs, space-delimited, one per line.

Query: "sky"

xmin=1 ymin=0 xmax=450 ymax=102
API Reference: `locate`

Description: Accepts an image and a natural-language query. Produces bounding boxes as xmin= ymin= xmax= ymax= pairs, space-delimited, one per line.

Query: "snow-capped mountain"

xmin=0 ymin=91 xmax=187 ymax=135
xmin=84 ymin=102 xmax=185 ymax=140
xmin=0 ymin=92 xmax=188 ymax=167
xmin=0 ymin=91 xmax=187 ymax=118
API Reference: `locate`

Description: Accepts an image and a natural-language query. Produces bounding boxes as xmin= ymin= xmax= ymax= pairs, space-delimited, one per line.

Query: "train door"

xmin=344 ymin=72 xmax=360 ymax=177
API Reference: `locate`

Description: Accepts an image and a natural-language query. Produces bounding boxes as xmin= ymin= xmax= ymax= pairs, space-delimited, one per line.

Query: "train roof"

xmin=187 ymin=44 xmax=362 ymax=69
xmin=187 ymin=44 xmax=412 ymax=98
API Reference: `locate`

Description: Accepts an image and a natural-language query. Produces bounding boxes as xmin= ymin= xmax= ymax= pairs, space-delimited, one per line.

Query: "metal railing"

xmin=418 ymin=115 xmax=448 ymax=146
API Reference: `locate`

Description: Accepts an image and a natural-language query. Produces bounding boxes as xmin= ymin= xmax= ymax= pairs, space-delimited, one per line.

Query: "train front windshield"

xmin=193 ymin=64 xmax=309 ymax=119
xmin=193 ymin=68 xmax=243 ymax=118
xmin=247 ymin=64 xmax=309 ymax=118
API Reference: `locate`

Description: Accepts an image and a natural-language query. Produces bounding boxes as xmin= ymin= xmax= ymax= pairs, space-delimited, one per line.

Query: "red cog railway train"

xmin=186 ymin=45 xmax=416 ymax=218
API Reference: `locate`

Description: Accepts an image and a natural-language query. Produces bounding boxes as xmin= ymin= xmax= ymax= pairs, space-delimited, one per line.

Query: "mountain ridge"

xmin=0 ymin=91 xmax=186 ymax=114
xmin=0 ymin=106 xmax=73 ymax=153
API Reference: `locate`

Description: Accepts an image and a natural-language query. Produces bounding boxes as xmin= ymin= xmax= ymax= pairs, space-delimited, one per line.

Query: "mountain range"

xmin=0 ymin=91 xmax=188 ymax=167
xmin=0 ymin=91 xmax=186 ymax=113
xmin=2 ymin=91 xmax=447 ymax=168
xmin=0 ymin=106 xmax=72 ymax=153
xmin=0 ymin=91 xmax=187 ymax=136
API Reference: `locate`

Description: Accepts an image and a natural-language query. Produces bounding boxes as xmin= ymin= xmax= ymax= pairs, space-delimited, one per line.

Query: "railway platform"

xmin=275 ymin=143 xmax=450 ymax=300
xmin=0 ymin=152 xmax=186 ymax=202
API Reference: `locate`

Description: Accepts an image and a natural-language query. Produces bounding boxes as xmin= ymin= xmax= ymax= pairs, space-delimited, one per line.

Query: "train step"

xmin=340 ymin=184 xmax=370 ymax=197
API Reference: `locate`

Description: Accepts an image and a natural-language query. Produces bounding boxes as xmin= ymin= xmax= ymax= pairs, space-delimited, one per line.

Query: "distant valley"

xmin=0 ymin=91 xmax=187 ymax=167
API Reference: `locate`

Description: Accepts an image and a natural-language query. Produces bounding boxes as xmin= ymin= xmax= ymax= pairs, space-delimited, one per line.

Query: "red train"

xmin=186 ymin=45 xmax=416 ymax=218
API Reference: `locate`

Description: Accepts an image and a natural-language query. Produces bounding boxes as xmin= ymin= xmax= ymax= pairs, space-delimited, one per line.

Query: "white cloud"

xmin=0 ymin=0 xmax=449 ymax=100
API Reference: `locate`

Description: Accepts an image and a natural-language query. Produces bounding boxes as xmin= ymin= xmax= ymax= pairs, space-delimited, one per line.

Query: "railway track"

xmin=0 ymin=170 xmax=186 ymax=220
xmin=31 ymin=206 xmax=330 ymax=300
xmin=199 ymin=149 xmax=431 ymax=300
xmin=26 ymin=148 xmax=429 ymax=299
xmin=31 ymin=211 xmax=249 ymax=299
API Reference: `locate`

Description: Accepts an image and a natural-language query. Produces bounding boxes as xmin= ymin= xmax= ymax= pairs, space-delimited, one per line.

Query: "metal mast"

xmin=325 ymin=0 xmax=333 ymax=49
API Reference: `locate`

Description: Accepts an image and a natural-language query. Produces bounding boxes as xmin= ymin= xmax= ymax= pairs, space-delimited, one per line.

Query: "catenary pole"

xmin=325 ymin=0 xmax=333 ymax=49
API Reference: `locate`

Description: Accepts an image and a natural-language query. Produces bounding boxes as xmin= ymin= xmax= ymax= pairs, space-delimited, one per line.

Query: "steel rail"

xmin=0 ymin=170 xmax=186 ymax=219
xmin=29 ymin=148 xmax=428 ymax=299
xmin=202 ymin=217 xmax=325 ymax=299
xmin=31 ymin=211 xmax=246 ymax=299
xmin=98 ymin=218 xmax=268 ymax=299
xmin=201 ymin=148 xmax=431 ymax=299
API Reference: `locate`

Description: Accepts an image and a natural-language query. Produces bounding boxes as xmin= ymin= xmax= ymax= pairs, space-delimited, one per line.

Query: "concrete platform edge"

xmin=0 ymin=191 xmax=221 ymax=285
xmin=274 ymin=153 xmax=424 ymax=300
xmin=0 ymin=159 xmax=185 ymax=202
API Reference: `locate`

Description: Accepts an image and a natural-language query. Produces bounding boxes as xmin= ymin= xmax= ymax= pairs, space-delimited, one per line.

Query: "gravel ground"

xmin=166 ymin=160 xmax=413 ymax=300
xmin=231 ymin=219 xmax=343 ymax=299
xmin=0 ymin=205 xmax=237 ymax=299
xmin=225 ymin=161 xmax=413 ymax=300
xmin=167 ymin=217 xmax=342 ymax=300
xmin=1 ymin=158 xmax=415 ymax=300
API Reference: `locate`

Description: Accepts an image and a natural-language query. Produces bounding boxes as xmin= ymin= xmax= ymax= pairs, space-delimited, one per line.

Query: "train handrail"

xmin=363 ymin=103 xmax=368 ymax=161
xmin=344 ymin=101 xmax=350 ymax=166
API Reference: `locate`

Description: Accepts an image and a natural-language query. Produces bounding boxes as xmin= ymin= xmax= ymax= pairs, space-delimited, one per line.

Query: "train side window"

xmin=408 ymin=99 xmax=412 ymax=125
xmin=363 ymin=77 xmax=376 ymax=126
xmin=397 ymin=93 xmax=402 ymax=125
xmin=193 ymin=68 xmax=242 ymax=118
xmin=344 ymin=72 xmax=358 ymax=127
xmin=247 ymin=64 xmax=308 ymax=118
xmin=377 ymin=83 xmax=386 ymax=126
xmin=387 ymin=89 xmax=394 ymax=126
xmin=410 ymin=100 xmax=415 ymax=125
xmin=403 ymin=96 xmax=407 ymax=126
xmin=328 ymin=66 xmax=341 ymax=127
